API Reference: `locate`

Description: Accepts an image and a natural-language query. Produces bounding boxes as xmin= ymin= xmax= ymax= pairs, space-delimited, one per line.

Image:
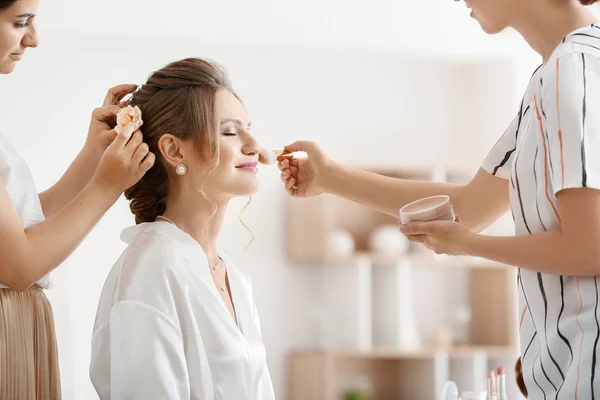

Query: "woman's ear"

xmin=158 ymin=134 xmax=185 ymax=169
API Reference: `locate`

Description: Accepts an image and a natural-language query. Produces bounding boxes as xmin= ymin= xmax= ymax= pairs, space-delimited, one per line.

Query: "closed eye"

xmin=15 ymin=14 xmax=35 ymax=28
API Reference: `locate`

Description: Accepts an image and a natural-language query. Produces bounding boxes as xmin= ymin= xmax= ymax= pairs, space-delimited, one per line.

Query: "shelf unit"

xmin=285 ymin=166 xmax=524 ymax=400
xmin=289 ymin=346 xmax=518 ymax=400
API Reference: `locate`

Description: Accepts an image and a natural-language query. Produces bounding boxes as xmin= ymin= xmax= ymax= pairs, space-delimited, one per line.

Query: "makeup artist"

xmin=277 ymin=0 xmax=600 ymax=398
xmin=0 ymin=1 xmax=154 ymax=398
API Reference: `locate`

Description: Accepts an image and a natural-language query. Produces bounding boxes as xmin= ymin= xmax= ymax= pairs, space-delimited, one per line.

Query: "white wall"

xmin=39 ymin=0 xmax=600 ymax=58
xmin=35 ymin=0 xmax=524 ymax=56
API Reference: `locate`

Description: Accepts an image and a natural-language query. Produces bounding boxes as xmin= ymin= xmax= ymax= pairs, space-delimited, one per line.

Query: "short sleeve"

xmin=481 ymin=108 xmax=522 ymax=179
xmin=541 ymin=51 xmax=600 ymax=194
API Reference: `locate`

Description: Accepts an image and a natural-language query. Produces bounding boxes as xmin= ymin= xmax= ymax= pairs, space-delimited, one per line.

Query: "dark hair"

xmin=515 ymin=358 xmax=528 ymax=397
xmin=0 ymin=0 xmax=17 ymax=12
xmin=124 ymin=58 xmax=236 ymax=224
xmin=580 ymin=0 xmax=600 ymax=4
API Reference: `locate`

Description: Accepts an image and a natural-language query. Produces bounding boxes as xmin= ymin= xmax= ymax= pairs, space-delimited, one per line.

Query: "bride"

xmin=90 ymin=57 xmax=276 ymax=400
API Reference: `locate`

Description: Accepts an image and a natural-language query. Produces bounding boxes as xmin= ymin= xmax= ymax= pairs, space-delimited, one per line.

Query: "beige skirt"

xmin=0 ymin=286 xmax=61 ymax=400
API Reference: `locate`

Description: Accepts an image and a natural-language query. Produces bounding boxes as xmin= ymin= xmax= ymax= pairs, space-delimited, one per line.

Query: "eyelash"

xmin=222 ymin=132 xmax=237 ymax=136
xmin=15 ymin=22 xmax=28 ymax=28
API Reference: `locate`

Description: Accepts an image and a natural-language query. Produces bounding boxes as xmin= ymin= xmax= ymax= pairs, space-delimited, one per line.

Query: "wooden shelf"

xmin=285 ymin=165 xmax=523 ymax=399
xmin=289 ymin=346 xmax=521 ymax=400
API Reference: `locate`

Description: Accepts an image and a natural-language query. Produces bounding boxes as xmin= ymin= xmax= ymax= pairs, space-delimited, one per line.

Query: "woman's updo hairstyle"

xmin=124 ymin=58 xmax=236 ymax=224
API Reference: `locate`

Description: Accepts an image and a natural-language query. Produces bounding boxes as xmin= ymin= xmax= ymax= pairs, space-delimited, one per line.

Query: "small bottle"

xmin=497 ymin=366 xmax=507 ymax=400
xmin=486 ymin=371 xmax=497 ymax=400
xmin=441 ymin=381 xmax=459 ymax=400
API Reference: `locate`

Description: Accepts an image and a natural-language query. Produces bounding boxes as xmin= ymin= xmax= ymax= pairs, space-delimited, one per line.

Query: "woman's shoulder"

xmin=122 ymin=223 xmax=185 ymax=262
xmin=537 ymin=31 xmax=600 ymax=103
xmin=94 ymin=224 xmax=197 ymax=334
xmin=544 ymin=24 xmax=600 ymax=74
xmin=112 ymin=223 xmax=193 ymax=302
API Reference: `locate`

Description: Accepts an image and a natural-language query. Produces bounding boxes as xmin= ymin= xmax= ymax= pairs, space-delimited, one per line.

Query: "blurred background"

xmin=1 ymin=1 xmax=599 ymax=399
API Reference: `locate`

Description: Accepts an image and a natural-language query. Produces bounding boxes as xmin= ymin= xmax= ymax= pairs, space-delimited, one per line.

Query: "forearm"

xmin=39 ymin=148 xmax=99 ymax=218
xmin=323 ymin=163 xmax=509 ymax=232
xmin=323 ymin=162 xmax=463 ymax=217
xmin=5 ymin=181 xmax=118 ymax=290
xmin=464 ymin=230 xmax=600 ymax=276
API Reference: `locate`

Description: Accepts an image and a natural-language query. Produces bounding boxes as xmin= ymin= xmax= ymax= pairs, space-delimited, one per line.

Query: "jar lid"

xmin=399 ymin=195 xmax=453 ymax=224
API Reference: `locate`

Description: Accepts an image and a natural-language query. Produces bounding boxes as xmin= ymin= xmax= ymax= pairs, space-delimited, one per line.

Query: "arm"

xmin=0 ymin=126 xmax=153 ymax=292
xmin=39 ymin=84 xmax=138 ymax=217
xmin=323 ymin=163 xmax=509 ymax=233
xmin=406 ymin=188 xmax=600 ymax=276
xmin=316 ymin=103 xmax=521 ymax=231
xmin=107 ymin=301 xmax=190 ymax=400
xmin=465 ymin=51 xmax=600 ymax=274
xmin=404 ymin=52 xmax=600 ymax=275
xmin=280 ymin=96 xmax=522 ymax=233
xmin=463 ymin=187 xmax=600 ymax=276
xmin=1 ymin=178 xmax=118 ymax=291
xmin=279 ymin=144 xmax=510 ymax=233
xmin=38 ymin=146 xmax=98 ymax=217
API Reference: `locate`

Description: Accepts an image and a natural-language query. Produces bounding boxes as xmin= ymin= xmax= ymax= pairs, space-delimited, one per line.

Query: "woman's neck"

xmin=161 ymin=195 xmax=228 ymax=265
xmin=512 ymin=1 xmax=597 ymax=63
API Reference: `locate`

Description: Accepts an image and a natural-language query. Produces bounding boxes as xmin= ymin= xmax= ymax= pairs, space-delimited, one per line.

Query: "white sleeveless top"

xmin=0 ymin=132 xmax=51 ymax=289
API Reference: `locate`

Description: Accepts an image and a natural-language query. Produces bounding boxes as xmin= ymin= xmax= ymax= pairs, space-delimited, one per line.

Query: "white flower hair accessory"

xmin=115 ymin=105 xmax=143 ymax=136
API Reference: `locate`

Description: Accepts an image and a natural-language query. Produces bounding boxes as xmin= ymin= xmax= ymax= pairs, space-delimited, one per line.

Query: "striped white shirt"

xmin=482 ymin=24 xmax=600 ymax=399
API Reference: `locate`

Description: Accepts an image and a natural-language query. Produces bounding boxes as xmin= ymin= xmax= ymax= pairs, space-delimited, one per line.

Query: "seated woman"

xmin=90 ymin=58 xmax=275 ymax=400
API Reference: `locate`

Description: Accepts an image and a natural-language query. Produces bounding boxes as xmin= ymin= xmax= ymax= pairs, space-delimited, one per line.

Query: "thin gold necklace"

xmin=155 ymin=215 xmax=225 ymax=285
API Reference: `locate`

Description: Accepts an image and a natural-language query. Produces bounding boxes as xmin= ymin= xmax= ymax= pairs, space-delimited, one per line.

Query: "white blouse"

xmin=90 ymin=221 xmax=275 ymax=400
xmin=0 ymin=132 xmax=50 ymax=289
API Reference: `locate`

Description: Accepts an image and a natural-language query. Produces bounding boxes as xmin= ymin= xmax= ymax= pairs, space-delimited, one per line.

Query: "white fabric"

xmin=482 ymin=24 xmax=600 ymax=400
xmin=90 ymin=221 xmax=275 ymax=400
xmin=0 ymin=132 xmax=50 ymax=289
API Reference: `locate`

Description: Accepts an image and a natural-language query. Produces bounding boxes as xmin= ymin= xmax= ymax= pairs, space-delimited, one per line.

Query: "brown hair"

xmin=515 ymin=357 xmax=528 ymax=397
xmin=124 ymin=58 xmax=236 ymax=224
xmin=0 ymin=0 xmax=17 ymax=11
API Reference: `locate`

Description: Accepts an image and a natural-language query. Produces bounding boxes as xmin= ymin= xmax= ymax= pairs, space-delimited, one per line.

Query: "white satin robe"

xmin=90 ymin=221 xmax=275 ymax=400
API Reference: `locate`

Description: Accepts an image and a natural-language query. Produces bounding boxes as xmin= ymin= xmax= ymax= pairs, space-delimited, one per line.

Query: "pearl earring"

xmin=176 ymin=164 xmax=187 ymax=176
